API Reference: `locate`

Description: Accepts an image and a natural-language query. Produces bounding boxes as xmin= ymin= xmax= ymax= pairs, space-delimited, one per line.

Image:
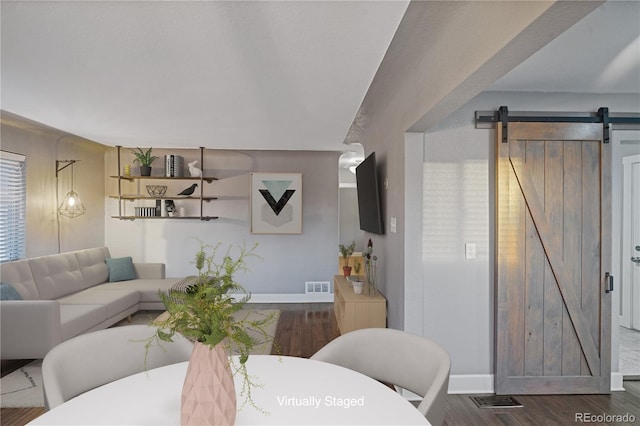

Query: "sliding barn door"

xmin=496 ymin=121 xmax=611 ymax=394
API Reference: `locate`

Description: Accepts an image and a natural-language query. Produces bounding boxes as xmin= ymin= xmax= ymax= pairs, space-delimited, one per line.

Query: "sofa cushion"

xmin=59 ymin=304 xmax=109 ymax=341
xmin=105 ymin=257 xmax=136 ymax=282
xmin=29 ymin=252 xmax=84 ymax=300
xmin=0 ymin=260 xmax=39 ymax=299
xmin=76 ymin=247 xmax=110 ymax=288
xmin=58 ymin=288 xmax=140 ymax=318
xmin=0 ymin=283 xmax=23 ymax=300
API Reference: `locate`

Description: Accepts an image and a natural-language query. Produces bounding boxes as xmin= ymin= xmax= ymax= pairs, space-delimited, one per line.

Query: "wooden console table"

xmin=333 ymin=275 xmax=386 ymax=334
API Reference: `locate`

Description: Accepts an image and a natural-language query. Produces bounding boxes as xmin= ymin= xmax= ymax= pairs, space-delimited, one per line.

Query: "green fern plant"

xmin=145 ymin=240 xmax=275 ymax=410
xmin=130 ymin=147 xmax=158 ymax=166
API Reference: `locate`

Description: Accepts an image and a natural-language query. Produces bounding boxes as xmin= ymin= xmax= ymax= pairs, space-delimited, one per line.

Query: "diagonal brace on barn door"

xmin=508 ymin=142 xmax=601 ymax=376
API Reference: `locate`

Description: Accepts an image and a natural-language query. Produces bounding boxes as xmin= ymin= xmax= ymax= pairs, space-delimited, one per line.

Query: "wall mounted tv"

xmin=355 ymin=152 xmax=384 ymax=235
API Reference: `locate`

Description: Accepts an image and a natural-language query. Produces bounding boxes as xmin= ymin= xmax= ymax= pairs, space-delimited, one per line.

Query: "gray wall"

xmin=1 ymin=112 xmax=343 ymax=296
xmin=105 ymin=148 xmax=340 ymax=295
xmin=342 ymin=1 xmax=579 ymax=330
xmin=0 ymin=112 xmax=106 ymax=257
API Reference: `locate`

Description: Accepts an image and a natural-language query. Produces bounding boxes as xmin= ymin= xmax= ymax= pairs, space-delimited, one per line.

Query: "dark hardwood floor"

xmin=2 ymin=303 xmax=639 ymax=426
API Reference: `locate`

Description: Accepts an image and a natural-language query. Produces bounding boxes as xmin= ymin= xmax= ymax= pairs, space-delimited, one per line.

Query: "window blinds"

xmin=0 ymin=151 xmax=26 ymax=262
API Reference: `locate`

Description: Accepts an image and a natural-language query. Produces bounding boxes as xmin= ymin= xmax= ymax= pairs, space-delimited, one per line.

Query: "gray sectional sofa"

xmin=0 ymin=247 xmax=181 ymax=360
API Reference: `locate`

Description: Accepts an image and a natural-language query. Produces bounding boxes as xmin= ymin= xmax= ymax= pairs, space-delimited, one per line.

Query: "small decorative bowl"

xmin=146 ymin=185 xmax=168 ymax=197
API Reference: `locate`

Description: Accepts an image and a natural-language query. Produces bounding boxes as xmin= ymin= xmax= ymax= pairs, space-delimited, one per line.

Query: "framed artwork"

xmin=250 ymin=172 xmax=302 ymax=234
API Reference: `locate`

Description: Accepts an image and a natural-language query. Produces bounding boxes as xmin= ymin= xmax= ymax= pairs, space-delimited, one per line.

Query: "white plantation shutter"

xmin=0 ymin=151 xmax=26 ymax=262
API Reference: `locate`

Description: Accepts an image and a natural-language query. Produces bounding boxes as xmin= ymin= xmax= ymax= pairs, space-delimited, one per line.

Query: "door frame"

xmin=621 ymin=154 xmax=640 ymax=330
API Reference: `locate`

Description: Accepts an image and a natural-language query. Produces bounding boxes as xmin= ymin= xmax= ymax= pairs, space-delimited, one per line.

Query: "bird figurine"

xmin=187 ymin=160 xmax=202 ymax=178
xmin=177 ymin=183 xmax=198 ymax=197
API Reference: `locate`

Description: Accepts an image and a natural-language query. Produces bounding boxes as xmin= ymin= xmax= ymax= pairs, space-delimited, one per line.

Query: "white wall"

xmin=406 ymin=91 xmax=640 ymax=393
xmin=105 ymin=148 xmax=340 ymax=296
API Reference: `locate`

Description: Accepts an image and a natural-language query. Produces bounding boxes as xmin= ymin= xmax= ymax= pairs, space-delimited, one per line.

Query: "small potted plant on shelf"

xmin=130 ymin=147 xmax=158 ymax=176
xmin=339 ymin=241 xmax=356 ymax=277
xmin=353 ymin=260 xmax=362 ymax=277
xmin=350 ymin=260 xmax=364 ymax=294
xmin=145 ymin=240 xmax=275 ymax=426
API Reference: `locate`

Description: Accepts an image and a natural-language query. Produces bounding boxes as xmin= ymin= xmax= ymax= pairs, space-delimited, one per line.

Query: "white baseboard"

xmin=444 ymin=373 xmax=625 ymax=394
xmin=239 ymin=293 xmax=334 ymax=303
xmin=397 ymin=375 xmax=494 ymax=400
xmin=611 ymin=372 xmax=625 ymax=391
xmin=448 ymin=374 xmax=494 ymax=394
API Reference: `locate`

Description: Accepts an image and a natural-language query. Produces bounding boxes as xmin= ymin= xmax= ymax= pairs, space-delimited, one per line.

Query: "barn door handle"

xmin=605 ymin=272 xmax=614 ymax=294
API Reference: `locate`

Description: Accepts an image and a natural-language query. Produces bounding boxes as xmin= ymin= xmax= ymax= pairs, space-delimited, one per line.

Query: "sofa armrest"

xmin=133 ymin=263 xmax=165 ymax=279
xmin=0 ymin=300 xmax=62 ymax=359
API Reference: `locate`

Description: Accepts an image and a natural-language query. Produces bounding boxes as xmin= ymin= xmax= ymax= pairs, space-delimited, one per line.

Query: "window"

xmin=0 ymin=151 xmax=26 ymax=262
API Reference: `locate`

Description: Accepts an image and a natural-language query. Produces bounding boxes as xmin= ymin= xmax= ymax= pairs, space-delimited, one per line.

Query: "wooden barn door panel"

xmin=496 ymin=122 xmax=611 ymax=394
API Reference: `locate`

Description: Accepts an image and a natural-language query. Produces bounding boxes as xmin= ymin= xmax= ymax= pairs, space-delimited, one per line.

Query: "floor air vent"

xmin=470 ymin=395 xmax=523 ymax=408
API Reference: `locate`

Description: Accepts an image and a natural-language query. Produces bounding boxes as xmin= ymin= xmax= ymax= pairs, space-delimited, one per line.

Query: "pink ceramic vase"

xmin=181 ymin=341 xmax=237 ymax=426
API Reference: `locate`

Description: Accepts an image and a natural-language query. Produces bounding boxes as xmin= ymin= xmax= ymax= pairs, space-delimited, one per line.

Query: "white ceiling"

xmin=1 ymin=1 xmax=408 ymax=151
xmin=1 ymin=1 xmax=638 ymax=152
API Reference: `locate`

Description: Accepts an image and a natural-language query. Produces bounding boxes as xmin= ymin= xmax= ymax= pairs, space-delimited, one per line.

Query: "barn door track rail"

xmin=475 ymin=106 xmax=640 ymax=144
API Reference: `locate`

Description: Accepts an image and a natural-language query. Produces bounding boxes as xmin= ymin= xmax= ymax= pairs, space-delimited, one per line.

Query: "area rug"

xmin=0 ymin=309 xmax=280 ymax=408
xmin=0 ymin=359 xmax=43 ymax=408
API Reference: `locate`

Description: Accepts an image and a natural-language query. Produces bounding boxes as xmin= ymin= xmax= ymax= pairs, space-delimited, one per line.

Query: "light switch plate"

xmin=390 ymin=217 xmax=397 ymax=233
xmin=465 ymin=243 xmax=476 ymax=259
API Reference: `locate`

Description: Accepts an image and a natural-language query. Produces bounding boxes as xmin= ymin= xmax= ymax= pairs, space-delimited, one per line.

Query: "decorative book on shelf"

xmin=165 ymin=155 xmax=184 ymax=177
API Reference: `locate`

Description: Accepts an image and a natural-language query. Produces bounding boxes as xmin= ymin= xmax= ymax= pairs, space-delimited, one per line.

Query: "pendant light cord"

xmin=56 ymin=167 xmax=61 ymax=253
xmin=55 ymin=159 xmax=79 ymax=253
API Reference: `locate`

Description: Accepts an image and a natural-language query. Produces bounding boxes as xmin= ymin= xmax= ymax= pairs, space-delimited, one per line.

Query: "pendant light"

xmin=56 ymin=160 xmax=86 ymax=218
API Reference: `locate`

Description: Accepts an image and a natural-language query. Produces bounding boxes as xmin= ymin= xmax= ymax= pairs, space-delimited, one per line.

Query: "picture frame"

xmin=250 ymin=172 xmax=302 ymax=234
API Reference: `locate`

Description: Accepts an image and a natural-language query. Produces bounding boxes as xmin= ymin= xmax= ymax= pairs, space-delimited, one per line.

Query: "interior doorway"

xmin=338 ymin=148 xmax=365 ymax=253
xmin=620 ymin=153 xmax=640 ymax=378
xmin=621 ymin=154 xmax=640 ymax=330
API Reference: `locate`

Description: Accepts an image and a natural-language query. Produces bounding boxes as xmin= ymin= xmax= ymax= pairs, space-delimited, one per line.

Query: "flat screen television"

xmin=355 ymin=152 xmax=384 ymax=235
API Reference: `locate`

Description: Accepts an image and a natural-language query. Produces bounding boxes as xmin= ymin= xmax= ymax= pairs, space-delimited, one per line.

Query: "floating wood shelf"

xmin=110 ymin=146 xmax=219 ymax=221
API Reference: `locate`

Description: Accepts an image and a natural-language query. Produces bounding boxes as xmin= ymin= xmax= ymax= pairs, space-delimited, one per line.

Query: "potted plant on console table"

xmin=145 ymin=241 xmax=275 ymax=426
xmin=339 ymin=241 xmax=356 ymax=277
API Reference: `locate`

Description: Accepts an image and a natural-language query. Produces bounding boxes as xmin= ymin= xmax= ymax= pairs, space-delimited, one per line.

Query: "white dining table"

xmin=28 ymin=355 xmax=430 ymax=425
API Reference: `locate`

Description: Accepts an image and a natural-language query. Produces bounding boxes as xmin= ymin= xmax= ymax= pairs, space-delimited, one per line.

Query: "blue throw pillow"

xmin=0 ymin=283 xmax=23 ymax=300
xmin=105 ymin=257 xmax=136 ymax=282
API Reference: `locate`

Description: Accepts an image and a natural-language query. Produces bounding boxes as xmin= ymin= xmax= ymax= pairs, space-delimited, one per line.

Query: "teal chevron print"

xmin=259 ymin=180 xmax=295 ymax=215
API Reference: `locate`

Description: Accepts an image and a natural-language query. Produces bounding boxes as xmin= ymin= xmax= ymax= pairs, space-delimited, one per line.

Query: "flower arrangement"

xmin=363 ymin=239 xmax=377 ymax=296
xmin=363 ymin=238 xmax=373 ymax=262
xmin=144 ymin=240 xmax=275 ymax=412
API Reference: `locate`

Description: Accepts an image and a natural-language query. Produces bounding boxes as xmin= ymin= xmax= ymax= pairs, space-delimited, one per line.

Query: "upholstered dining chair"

xmin=311 ymin=328 xmax=451 ymax=426
xmin=42 ymin=324 xmax=193 ymax=410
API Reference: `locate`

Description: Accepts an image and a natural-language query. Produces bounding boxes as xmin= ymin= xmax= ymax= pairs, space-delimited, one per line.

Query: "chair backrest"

xmin=42 ymin=325 xmax=193 ymax=410
xmin=310 ymin=328 xmax=450 ymax=426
